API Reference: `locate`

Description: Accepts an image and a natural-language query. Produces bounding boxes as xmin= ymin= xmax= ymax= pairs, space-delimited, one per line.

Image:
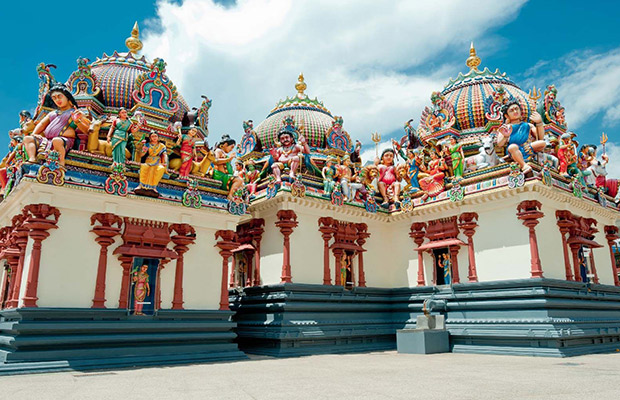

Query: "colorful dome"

xmin=440 ymin=44 xmax=535 ymax=132
xmin=255 ymin=74 xmax=334 ymax=149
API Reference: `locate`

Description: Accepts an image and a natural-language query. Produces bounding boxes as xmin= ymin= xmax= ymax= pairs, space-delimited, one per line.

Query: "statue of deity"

xmin=106 ymin=107 xmax=138 ymax=166
xmin=496 ymin=100 xmax=545 ymax=174
xmin=419 ymin=147 xmax=447 ymax=199
xmin=132 ymin=264 xmax=151 ymax=316
xmin=23 ymin=84 xmax=90 ymax=168
xmin=322 ymin=157 xmax=336 ymax=195
xmin=269 ymin=128 xmax=310 ymax=184
xmin=135 ymin=132 xmax=168 ymax=196
xmin=447 ymin=135 xmax=465 ymax=180
xmin=374 ymin=148 xmax=400 ymax=208
xmin=213 ymin=134 xmax=243 ymax=200
xmin=175 ymin=126 xmax=199 ymax=179
xmin=557 ymin=133 xmax=582 ymax=180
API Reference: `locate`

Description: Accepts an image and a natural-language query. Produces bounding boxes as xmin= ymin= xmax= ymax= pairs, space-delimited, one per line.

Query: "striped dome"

xmin=255 ymin=77 xmax=334 ymax=149
xmin=90 ymin=51 xmax=189 ymax=119
xmin=441 ymin=67 xmax=534 ymax=131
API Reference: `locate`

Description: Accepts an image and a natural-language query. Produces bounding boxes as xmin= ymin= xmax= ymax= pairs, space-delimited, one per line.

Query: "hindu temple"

xmin=1 ymin=25 xmax=619 ymax=374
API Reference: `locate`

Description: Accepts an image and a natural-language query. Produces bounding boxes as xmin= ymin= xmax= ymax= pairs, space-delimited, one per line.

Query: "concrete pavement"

xmin=1 ymin=351 xmax=619 ymax=399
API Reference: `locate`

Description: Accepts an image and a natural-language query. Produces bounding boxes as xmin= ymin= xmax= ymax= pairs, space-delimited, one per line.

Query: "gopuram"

xmin=1 ymin=25 xmax=620 ymax=373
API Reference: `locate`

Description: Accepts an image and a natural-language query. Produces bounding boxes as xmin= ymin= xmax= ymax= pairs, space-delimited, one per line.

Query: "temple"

xmin=1 ymin=27 xmax=620 ymax=373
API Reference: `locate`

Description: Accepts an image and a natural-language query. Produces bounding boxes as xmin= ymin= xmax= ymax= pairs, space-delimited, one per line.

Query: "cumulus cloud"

xmin=142 ymin=0 xmax=526 ymax=148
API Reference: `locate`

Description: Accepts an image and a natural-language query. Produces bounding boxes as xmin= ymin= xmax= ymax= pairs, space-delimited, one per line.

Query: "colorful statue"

xmin=213 ymin=134 xmax=243 ymax=200
xmin=175 ymin=126 xmax=199 ymax=179
xmin=394 ymin=140 xmax=423 ymax=193
xmin=18 ymin=110 xmax=35 ymax=136
xmin=585 ymin=152 xmax=620 ymax=204
xmin=374 ymin=148 xmax=400 ymax=208
xmin=269 ymin=124 xmax=310 ymax=184
xmin=419 ymin=147 xmax=447 ymax=199
xmin=135 ymin=132 xmax=168 ymax=196
xmin=465 ymin=136 xmax=501 ymax=171
xmin=447 ymin=135 xmax=465 ymax=179
xmin=322 ymin=157 xmax=336 ymax=195
xmin=106 ymin=108 xmax=138 ymax=166
xmin=442 ymin=253 xmax=452 ymax=285
xmin=496 ymin=100 xmax=545 ymax=174
xmin=132 ymin=264 xmax=150 ymax=316
xmin=557 ymin=133 xmax=580 ymax=178
xmin=23 ymin=84 xmax=90 ymax=168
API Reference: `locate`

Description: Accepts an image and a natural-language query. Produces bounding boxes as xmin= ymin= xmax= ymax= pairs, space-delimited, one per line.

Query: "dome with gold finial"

xmin=254 ymin=74 xmax=335 ymax=149
xmin=430 ymin=43 xmax=536 ymax=133
xmin=87 ymin=22 xmax=189 ymax=119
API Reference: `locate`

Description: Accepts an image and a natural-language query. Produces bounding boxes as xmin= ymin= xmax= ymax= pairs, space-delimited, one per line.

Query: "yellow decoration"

xmin=466 ymin=42 xmax=481 ymax=71
xmin=295 ymin=73 xmax=307 ymax=97
xmin=125 ymin=22 xmax=143 ymax=55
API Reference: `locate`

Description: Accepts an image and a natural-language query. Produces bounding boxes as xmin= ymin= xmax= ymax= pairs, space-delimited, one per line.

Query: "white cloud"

xmin=602 ymin=142 xmax=620 ymax=179
xmin=143 ymin=0 xmax=526 ymax=146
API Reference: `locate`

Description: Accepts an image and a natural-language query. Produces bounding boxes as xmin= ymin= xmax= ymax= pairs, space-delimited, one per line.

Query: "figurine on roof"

xmin=175 ymin=125 xmax=199 ymax=179
xmin=269 ymin=117 xmax=310 ymax=184
xmin=135 ymin=131 xmax=168 ymax=197
xmin=23 ymin=84 xmax=90 ymax=168
xmin=418 ymin=146 xmax=447 ymax=199
xmin=537 ymin=85 xmax=566 ymax=128
xmin=107 ymin=107 xmax=138 ymax=167
xmin=419 ymin=92 xmax=456 ymax=135
xmin=393 ymin=140 xmax=423 ymax=193
xmin=322 ymin=156 xmax=336 ymax=195
xmin=496 ymin=100 xmax=545 ymax=174
xmin=213 ymin=134 xmax=243 ymax=200
xmin=374 ymin=148 xmax=400 ymax=208
xmin=446 ymin=135 xmax=464 ymax=180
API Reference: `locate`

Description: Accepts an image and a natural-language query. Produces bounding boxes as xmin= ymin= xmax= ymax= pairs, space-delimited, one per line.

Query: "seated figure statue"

xmin=135 ymin=132 xmax=168 ymax=197
xmin=270 ymin=128 xmax=310 ymax=184
xmin=213 ymin=134 xmax=243 ymax=200
xmin=496 ymin=100 xmax=545 ymax=174
xmin=23 ymin=84 xmax=89 ymax=168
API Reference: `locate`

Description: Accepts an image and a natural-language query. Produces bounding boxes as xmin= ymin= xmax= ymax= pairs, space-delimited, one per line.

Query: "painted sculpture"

xmin=213 ymin=134 xmax=243 ymax=200
xmin=375 ymin=148 xmax=400 ymax=208
xmin=135 ymin=132 xmax=168 ymax=197
xmin=23 ymin=84 xmax=89 ymax=168
xmin=269 ymin=120 xmax=310 ymax=184
xmin=322 ymin=157 xmax=336 ymax=195
xmin=175 ymin=126 xmax=199 ymax=179
xmin=106 ymin=108 xmax=138 ymax=166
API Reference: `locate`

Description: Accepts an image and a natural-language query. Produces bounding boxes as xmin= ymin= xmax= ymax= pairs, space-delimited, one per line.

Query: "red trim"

xmin=416 ymin=238 xmax=465 ymax=252
xmin=516 ymin=200 xmax=544 ymax=278
xmin=409 ymin=223 xmax=427 ymax=286
xmin=276 ymin=210 xmax=298 ymax=284
xmin=459 ymin=212 xmax=479 ymax=283
xmin=318 ymin=217 xmax=336 ymax=285
xmin=215 ymin=230 xmax=238 ymax=310
xmin=90 ymin=213 xmax=123 ymax=308
xmin=604 ymin=226 xmax=620 ymax=286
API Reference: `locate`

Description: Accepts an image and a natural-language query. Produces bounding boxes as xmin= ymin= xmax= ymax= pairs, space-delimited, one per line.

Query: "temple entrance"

xmin=128 ymin=257 xmax=160 ymax=316
xmin=340 ymin=251 xmax=355 ymax=290
xmin=433 ymin=248 xmax=451 ymax=285
xmin=579 ymin=246 xmax=591 ymax=283
xmin=0 ymin=261 xmax=10 ymax=309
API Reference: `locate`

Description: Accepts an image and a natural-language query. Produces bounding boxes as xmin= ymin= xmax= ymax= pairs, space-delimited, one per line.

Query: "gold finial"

xmin=295 ymin=73 xmax=307 ymax=97
xmin=466 ymin=42 xmax=481 ymax=71
xmin=125 ymin=21 xmax=143 ymax=55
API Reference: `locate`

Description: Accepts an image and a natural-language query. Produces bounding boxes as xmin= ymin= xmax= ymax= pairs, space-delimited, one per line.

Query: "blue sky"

xmin=1 ymin=0 xmax=619 ymax=163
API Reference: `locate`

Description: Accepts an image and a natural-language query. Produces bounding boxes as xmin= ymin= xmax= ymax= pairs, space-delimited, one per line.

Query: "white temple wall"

xmin=361 ymin=219 xmax=400 ymax=288
xmin=104 ymin=237 xmax=123 ymax=308
xmin=36 ymin=208 xmax=100 ymax=308
xmin=182 ymin=227 xmax=222 ymax=310
xmin=594 ymin=223 xmax=614 ymax=285
xmin=536 ymin=209 xmax=566 ymax=280
xmin=16 ymin=236 xmax=33 ymax=307
xmin=289 ymin=212 xmax=323 ymax=285
xmin=257 ymin=213 xmax=283 ymax=285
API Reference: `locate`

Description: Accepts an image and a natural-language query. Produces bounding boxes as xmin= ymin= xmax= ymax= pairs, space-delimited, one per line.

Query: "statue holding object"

xmin=135 ymin=131 xmax=168 ymax=197
xmin=374 ymin=148 xmax=400 ymax=208
xmin=269 ymin=120 xmax=310 ymax=184
xmin=496 ymin=100 xmax=545 ymax=174
xmin=106 ymin=107 xmax=138 ymax=166
xmin=213 ymin=134 xmax=243 ymax=200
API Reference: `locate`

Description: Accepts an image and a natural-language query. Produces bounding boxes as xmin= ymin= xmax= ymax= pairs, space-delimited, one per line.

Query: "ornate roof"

xmin=88 ymin=24 xmax=189 ymax=119
xmin=254 ymin=74 xmax=334 ymax=149
xmin=439 ymin=44 xmax=535 ymax=132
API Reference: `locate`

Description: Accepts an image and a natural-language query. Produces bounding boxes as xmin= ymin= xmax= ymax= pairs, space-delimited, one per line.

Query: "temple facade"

xmin=1 ymin=26 xmax=620 ymax=374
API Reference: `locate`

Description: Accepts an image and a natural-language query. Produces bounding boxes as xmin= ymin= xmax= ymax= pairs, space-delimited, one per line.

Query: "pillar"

xmin=156 ymin=259 xmax=170 ymax=310
xmin=318 ymin=217 xmax=335 ymax=285
xmin=556 ymin=211 xmax=574 ymax=281
xmin=569 ymin=244 xmax=582 ymax=282
xmin=333 ymin=248 xmax=343 ymax=286
xmin=6 ymin=215 xmax=29 ymax=309
xmin=516 ymin=200 xmax=544 ymax=278
xmin=409 ymin=222 xmax=427 ymax=286
xmin=90 ymin=213 xmax=122 ymax=308
xmin=21 ymin=204 xmax=60 ymax=308
xmin=275 ymin=210 xmax=298 ymax=284
xmin=248 ymin=219 xmax=264 ymax=286
xmin=604 ymin=225 xmax=620 ymax=286
xmin=356 ymin=223 xmax=370 ymax=288
xmin=118 ymin=256 xmax=134 ymax=309
xmin=215 ymin=230 xmax=238 ymax=310
xmin=170 ymin=224 xmax=195 ymax=310
xmin=458 ymin=212 xmax=478 ymax=282
xmin=449 ymin=245 xmax=461 ymax=284
xmin=588 ymin=249 xmax=599 ymax=284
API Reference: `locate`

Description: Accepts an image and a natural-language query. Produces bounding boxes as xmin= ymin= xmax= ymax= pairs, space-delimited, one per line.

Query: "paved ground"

xmin=1 ymin=351 xmax=619 ymax=400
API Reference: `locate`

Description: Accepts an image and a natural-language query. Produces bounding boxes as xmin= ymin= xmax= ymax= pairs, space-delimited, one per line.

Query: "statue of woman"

xmin=374 ymin=148 xmax=400 ymax=208
xmin=23 ymin=84 xmax=89 ymax=168
xmin=132 ymin=264 xmax=151 ymax=315
xmin=447 ymin=135 xmax=465 ymax=179
xmin=213 ymin=134 xmax=243 ymax=200
xmin=496 ymin=101 xmax=545 ymax=174
xmin=419 ymin=148 xmax=447 ymax=198
xmin=442 ymin=253 xmax=451 ymax=285
xmin=136 ymin=132 xmax=168 ymax=196
xmin=106 ymin=108 xmax=137 ymax=166
xmin=322 ymin=157 xmax=336 ymax=195
xmin=176 ymin=126 xmax=199 ymax=179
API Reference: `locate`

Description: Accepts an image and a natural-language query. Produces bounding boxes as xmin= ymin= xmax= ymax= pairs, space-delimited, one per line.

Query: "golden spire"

xmin=466 ymin=42 xmax=481 ymax=71
xmin=125 ymin=22 xmax=143 ymax=55
xmin=295 ymin=73 xmax=307 ymax=97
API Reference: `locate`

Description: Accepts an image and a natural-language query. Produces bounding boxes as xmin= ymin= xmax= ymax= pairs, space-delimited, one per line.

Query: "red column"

xmin=449 ymin=245 xmax=461 ymax=284
xmin=556 ymin=211 xmax=574 ymax=281
xmin=356 ymin=224 xmax=370 ymax=288
xmin=248 ymin=219 xmax=264 ymax=286
xmin=229 ymin=255 xmax=237 ymax=288
xmin=118 ymin=256 xmax=133 ymax=309
xmin=410 ymin=223 xmax=427 ymax=286
xmin=7 ymin=217 xmax=29 ymax=309
xmin=604 ymin=226 xmax=620 ymax=286
xmin=516 ymin=200 xmax=544 ymax=278
xmin=318 ymin=217 xmax=335 ymax=285
xmin=90 ymin=213 xmax=122 ymax=308
xmin=589 ymin=250 xmax=599 ymax=284
xmin=215 ymin=230 xmax=238 ymax=310
xmin=156 ymin=259 xmax=170 ymax=310
xmin=458 ymin=212 xmax=479 ymax=282
xmin=169 ymin=223 xmax=196 ymax=310
xmin=276 ymin=210 xmax=298 ymax=284
xmin=1 ymin=254 xmax=18 ymax=309
xmin=21 ymin=204 xmax=60 ymax=308
xmin=333 ymin=248 xmax=343 ymax=286
xmin=569 ymin=244 xmax=582 ymax=282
